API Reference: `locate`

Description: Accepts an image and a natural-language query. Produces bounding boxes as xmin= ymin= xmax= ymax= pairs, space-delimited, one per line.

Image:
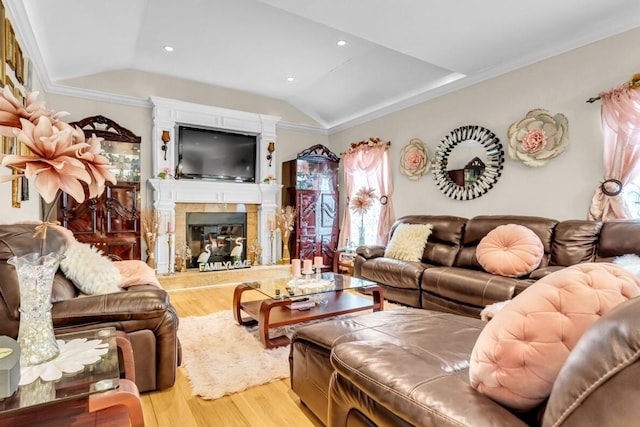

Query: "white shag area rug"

xmin=179 ymin=302 xmax=405 ymax=400
xmin=178 ymin=310 xmax=292 ymax=400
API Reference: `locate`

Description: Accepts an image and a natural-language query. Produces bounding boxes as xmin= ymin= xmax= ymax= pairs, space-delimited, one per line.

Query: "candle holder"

xmin=270 ymin=230 xmax=276 ymax=265
xmin=303 ymin=270 xmax=313 ymax=281
xmin=315 ymin=265 xmax=323 ymax=281
xmin=167 ymin=232 xmax=175 ymax=275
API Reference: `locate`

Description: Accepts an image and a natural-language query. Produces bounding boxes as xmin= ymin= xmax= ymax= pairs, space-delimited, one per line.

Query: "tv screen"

xmin=177 ymin=126 xmax=257 ymax=182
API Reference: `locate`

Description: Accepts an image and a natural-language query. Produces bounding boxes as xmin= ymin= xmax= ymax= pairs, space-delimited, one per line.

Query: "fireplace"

xmin=186 ymin=212 xmax=247 ymax=268
xmin=149 ymin=97 xmax=281 ymax=274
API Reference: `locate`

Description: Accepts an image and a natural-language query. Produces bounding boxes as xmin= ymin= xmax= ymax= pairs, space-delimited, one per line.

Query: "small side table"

xmin=333 ymin=250 xmax=356 ymax=275
xmin=0 ymin=328 xmax=143 ymax=427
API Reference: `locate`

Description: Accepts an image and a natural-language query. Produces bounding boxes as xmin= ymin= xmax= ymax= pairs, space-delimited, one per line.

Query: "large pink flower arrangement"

xmin=0 ymin=87 xmax=116 ymax=205
xmin=350 ymin=187 xmax=377 ymax=215
xmin=0 ymin=87 xmax=116 ymax=242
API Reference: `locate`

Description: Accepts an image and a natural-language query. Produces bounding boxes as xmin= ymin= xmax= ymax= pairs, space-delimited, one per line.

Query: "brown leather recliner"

xmin=0 ymin=224 xmax=180 ymax=392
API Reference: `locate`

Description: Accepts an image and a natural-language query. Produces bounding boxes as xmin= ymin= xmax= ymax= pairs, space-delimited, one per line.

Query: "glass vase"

xmin=358 ymin=215 xmax=366 ymax=246
xmin=8 ymin=252 xmax=62 ymax=366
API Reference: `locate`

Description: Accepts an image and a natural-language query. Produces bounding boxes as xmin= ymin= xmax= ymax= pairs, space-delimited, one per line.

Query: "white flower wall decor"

xmin=400 ymin=138 xmax=430 ymax=180
xmin=507 ymin=109 xmax=569 ymax=167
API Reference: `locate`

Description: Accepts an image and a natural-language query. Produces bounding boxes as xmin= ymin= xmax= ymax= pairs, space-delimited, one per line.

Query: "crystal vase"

xmin=8 ymin=252 xmax=62 ymax=366
xmin=358 ymin=215 xmax=366 ymax=246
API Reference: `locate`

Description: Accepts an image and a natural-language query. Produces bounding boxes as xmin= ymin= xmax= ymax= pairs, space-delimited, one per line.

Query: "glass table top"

xmin=0 ymin=327 xmax=120 ymax=414
xmin=243 ymin=272 xmax=377 ymax=300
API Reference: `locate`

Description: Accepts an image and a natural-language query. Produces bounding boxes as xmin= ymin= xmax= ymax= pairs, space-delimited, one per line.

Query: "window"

xmin=339 ymin=138 xmax=394 ymax=248
xmin=348 ymin=172 xmax=381 ymax=247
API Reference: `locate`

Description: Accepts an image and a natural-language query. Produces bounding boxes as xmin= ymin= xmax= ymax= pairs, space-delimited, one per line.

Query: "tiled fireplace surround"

xmin=148 ymin=97 xmax=281 ymax=274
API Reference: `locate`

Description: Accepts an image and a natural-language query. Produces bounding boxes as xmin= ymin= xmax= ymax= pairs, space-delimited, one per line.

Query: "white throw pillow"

xmin=60 ymin=241 xmax=122 ymax=295
xmin=384 ymin=223 xmax=433 ymax=262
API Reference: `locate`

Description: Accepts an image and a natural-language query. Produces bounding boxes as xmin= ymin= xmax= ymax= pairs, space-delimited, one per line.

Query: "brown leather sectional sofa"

xmin=290 ymin=214 xmax=640 ymax=425
xmin=0 ymin=224 xmax=180 ymax=393
xmin=291 ymin=297 xmax=640 ymax=426
xmin=354 ymin=214 xmax=640 ymax=317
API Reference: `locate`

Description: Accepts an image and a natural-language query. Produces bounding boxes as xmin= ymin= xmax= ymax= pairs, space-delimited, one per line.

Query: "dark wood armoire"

xmin=282 ymin=144 xmax=340 ymax=268
xmin=57 ymin=115 xmax=141 ymax=260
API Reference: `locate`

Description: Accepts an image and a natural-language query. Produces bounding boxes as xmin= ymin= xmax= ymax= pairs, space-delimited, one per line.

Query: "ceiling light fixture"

xmin=164 ymin=45 xmax=174 ymax=52
xmin=336 ymin=40 xmax=347 ymax=46
xmin=287 ymin=77 xmax=295 ymax=82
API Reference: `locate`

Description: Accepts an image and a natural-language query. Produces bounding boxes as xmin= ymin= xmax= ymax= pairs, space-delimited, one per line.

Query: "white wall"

xmin=328 ymin=27 xmax=640 ymax=221
xmin=2 ymin=25 xmax=638 ymax=224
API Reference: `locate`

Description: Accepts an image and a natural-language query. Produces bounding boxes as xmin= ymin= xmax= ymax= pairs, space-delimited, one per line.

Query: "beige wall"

xmin=1 ymin=26 xmax=638 ymax=224
xmin=328 ymin=27 xmax=640 ymax=221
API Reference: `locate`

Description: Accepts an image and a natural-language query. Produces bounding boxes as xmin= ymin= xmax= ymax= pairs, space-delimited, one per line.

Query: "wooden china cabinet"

xmin=282 ymin=144 xmax=340 ymax=268
xmin=57 ymin=115 xmax=141 ymax=260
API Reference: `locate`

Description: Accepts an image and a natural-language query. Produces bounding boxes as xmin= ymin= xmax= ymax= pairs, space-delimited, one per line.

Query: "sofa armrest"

xmin=52 ymin=288 xmax=179 ymax=391
xmin=330 ymin=341 xmax=529 ymax=427
xmin=356 ymin=245 xmax=386 ymax=259
xmin=51 ymin=288 xmax=172 ymax=326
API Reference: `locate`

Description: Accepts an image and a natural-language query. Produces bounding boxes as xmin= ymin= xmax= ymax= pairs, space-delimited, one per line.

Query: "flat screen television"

xmin=176 ymin=126 xmax=257 ymax=182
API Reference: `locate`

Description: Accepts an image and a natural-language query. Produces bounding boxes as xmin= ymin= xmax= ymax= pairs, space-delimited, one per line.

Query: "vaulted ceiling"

xmin=9 ymin=0 xmax=640 ymax=131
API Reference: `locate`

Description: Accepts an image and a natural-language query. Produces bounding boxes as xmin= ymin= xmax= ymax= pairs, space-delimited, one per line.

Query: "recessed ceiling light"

xmin=336 ymin=40 xmax=347 ymax=46
xmin=164 ymin=45 xmax=174 ymax=52
xmin=287 ymin=76 xmax=295 ymax=82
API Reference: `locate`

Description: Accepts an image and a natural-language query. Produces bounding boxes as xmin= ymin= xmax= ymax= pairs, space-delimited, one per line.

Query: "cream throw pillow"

xmin=60 ymin=241 xmax=122 ymax=295
xmin=384 ymin=223 xmax=433 ymax=262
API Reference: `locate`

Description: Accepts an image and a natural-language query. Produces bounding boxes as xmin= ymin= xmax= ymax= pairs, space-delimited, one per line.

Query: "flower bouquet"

xmin=0 ymin=87 xmax=116 ymax=366
xmin=277 ymin=205 xmax=296 ymax=263
xmin=141 ymin=209 xmax=160 ymax=269
xmin=350 ymin=187 xmax=377 ymax=246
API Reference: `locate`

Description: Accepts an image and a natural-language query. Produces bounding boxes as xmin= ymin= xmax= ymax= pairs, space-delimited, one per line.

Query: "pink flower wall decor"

xmin=400 ymin=138 xmax=430 ymax=180
xmin=507 ymin=109 xmax=569 ymax=167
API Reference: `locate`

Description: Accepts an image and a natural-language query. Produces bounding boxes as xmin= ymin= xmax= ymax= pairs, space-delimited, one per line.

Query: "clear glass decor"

xmin=8 ymin=252 xmax=63 ymax=366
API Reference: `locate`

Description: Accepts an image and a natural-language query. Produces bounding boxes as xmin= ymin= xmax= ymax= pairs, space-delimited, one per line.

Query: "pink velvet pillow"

xmin=476 ymin=224 xmax=544 ymax=277
xmin=469 ymin=263 xmax=640 ymax=411
xmin=115 ymin=260 xmax=163 ymax=289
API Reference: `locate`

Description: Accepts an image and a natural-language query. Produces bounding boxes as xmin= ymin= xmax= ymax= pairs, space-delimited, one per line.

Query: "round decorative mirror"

xmin=432 ymin=125 xmax=504 ymax=200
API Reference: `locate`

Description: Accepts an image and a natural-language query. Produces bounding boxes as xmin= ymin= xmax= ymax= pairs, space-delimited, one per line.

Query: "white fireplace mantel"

xmin=148 ymin=97 xmax=281 ymax=274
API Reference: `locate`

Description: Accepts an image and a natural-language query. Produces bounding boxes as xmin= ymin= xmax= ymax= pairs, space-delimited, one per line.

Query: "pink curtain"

xmin=339 ymin=142 xmax=395 ymax=247
xmin=588 ymin=82 xmax=640 ymax=221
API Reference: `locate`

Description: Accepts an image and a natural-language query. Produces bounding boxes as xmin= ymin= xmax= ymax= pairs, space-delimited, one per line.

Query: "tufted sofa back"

xmin=390 ymin=215 xmax=466 ymax=267
xmin=454 ymin=215 xmax=558 ymax=271
xmin=596 ymin=219 xmax=640 ymax=261
xmin=388 ymin=215 xmax=640 ymax=274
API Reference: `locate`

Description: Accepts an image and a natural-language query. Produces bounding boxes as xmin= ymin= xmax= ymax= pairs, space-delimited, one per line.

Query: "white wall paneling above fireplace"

xmin=149 ymin=96 xmax=281 ymax=274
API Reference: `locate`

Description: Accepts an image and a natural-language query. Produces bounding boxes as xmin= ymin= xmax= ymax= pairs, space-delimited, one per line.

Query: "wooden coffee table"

xmin=233 ymin=272 xmax=383 ymax=348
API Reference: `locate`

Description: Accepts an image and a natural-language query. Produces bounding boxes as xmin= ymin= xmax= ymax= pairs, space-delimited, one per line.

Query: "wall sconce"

xmin=161 ymin=130 xmax=170 ymax=161
xmin=266 ymin=141 xmax=275 ymax=167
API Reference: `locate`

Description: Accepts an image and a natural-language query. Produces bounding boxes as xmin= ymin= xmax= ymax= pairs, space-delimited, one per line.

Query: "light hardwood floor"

xmin=140 ymin=279 xmax=325 ymax=427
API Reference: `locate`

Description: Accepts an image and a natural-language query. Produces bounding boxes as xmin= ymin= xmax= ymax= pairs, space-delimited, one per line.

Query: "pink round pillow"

xmin=469 ymin=263 xmax=640 ymax=411
xmin=476 ymin=224 xmax=544 ymax=277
